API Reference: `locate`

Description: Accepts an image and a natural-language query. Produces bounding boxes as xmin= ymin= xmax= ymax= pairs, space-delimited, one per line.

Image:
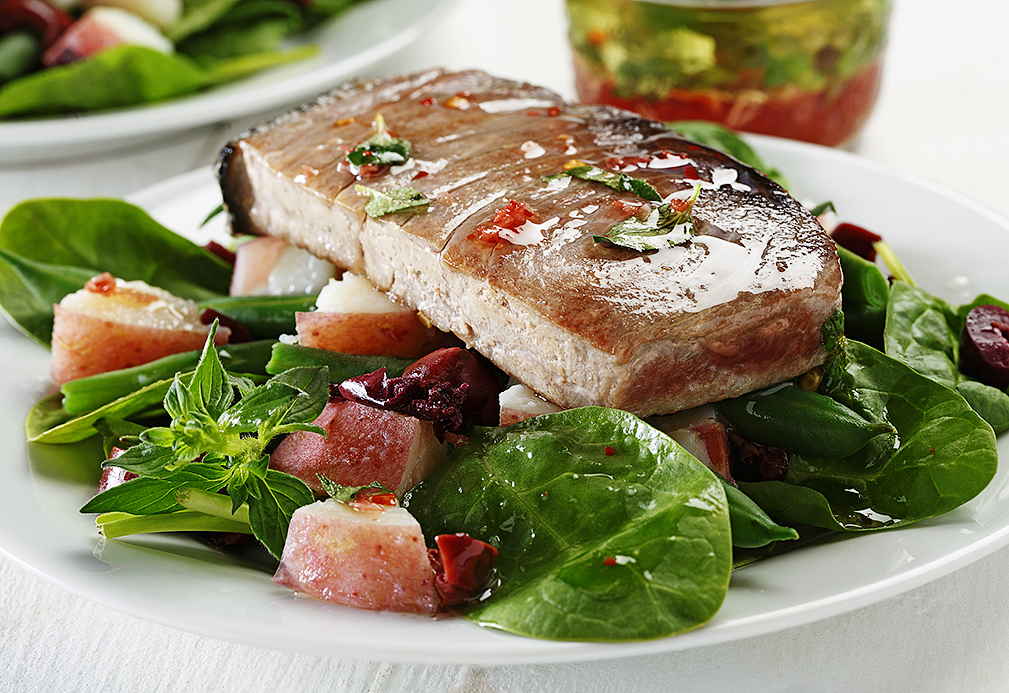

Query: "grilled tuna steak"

xmin=219 ymin=69 xmax=841 ymax=417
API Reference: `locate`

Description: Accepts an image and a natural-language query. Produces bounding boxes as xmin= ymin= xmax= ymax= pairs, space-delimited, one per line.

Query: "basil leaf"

xmin=81 ymin=462 xmax=231 ymax=514
xmin=404 ymin=407 xmax=731 ymax=642
xmin=245 ymin=470 xmax=315 ymax=559
xmin=355 ymin=185 xmax=430 ymax=218
xmin=548 ymin=164 xmax=661 ymax=202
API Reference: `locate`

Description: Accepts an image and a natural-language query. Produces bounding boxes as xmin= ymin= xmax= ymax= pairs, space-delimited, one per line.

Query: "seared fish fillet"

xmin=218 ymin=69 xmax=842 ymax=417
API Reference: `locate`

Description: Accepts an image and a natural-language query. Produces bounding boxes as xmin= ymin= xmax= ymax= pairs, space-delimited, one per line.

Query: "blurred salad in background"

xmin=0 ymin=0 xmax=367 ymax=118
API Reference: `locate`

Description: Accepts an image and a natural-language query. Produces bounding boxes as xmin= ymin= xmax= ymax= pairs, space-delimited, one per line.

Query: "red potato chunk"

xmin=228 ymin=236 xmax=337 ymax=296
xmin=50 ymin=273 xmax=229 ymax=384
xmin=650 ymin=405 xmax=734 ymax=483
xmin=498 ymin=383 xmax=562 ymax=425
xmin=42 ymin=5 xmax=171 ymax=66
xmin=269 ymin=398 xmax=448 ymax=495
xmin=296 ymin=274 xmax=456 ymax=358
xmin=274 ymin=498 xmax=438 ymax=614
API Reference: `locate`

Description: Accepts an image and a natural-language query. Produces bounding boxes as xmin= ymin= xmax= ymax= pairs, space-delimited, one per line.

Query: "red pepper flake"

xmin=680 ymin=164 xmax=700 ymax=180
xmin=547 ymin=107 xmax=561 ymax=117
xmin=602 ymin=557 xmax=617 ymax=566
xmin=412 ymin=170 xmax=430 ymax=180
xmin=85 ymin=272 xmax=117 ymax=294
xmin=358 ymin=163 xmax=382 ymax=178
xmin=930 ymin=447 xmax=936 ymax=454
xmin=354 ymin=488 xmax=399 ymax=507
xmin=419 ymin=97 xmax=435 ymax=107
xmin=332 ymin=117 xmax=355 ymax=127
xmin=469 ymin=199 xmax=538 ymax=243
xmin=526 ymin=110 xmax=541 ymax=117
xmin=604 ymin=446 xmax=616 ymax=456
xmin=604 ymin=155 xmax=650 ymax=172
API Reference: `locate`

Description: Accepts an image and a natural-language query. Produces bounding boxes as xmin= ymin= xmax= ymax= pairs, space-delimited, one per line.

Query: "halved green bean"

xmin=60 ymin=340 xmax=276 ymax=414
xmin=266 ymin=343 xmax=413 ymax=382
xmin=721 ymin=478 xmax=798 ymax=549
xmin=714 ymin=382 xmax=895 ymax=458
xmin=197 ymin=294 xmax=319 ymax=340
xmin=0 ymin=31 xmax=40 ymax=84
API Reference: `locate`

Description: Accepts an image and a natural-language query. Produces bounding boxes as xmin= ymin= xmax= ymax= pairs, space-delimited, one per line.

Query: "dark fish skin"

xmin=218 ymin=69 xmax=841 ymax=417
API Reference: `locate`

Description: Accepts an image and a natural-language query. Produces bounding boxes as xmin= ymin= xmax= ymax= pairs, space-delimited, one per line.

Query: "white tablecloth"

xmin=3 ymin=0 xmax=1009 ymax=690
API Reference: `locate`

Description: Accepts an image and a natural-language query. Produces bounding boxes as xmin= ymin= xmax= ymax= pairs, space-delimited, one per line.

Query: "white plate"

xmin=1 ymin=136 xmax=1008 ymax=665
xmin=0 ymin=0 xmax=453 ymax=164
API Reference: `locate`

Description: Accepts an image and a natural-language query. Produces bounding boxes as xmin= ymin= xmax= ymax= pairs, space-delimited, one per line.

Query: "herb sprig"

xmin=81 ymin=323 xmax=329 ymax=558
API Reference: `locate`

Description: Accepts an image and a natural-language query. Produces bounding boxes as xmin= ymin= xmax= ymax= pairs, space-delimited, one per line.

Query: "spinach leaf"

xmin=884 ymin=282 xmax=1009 ymax=433
xmin=403 ymin=407 xmax=732 ymax=642
xmin=836 ymin=244 xmax=889 ymax=349
xmin=739 ymin=340 xmax=998 ymax=531
xmin=0 ymin=198 xmax=232 ymax=345
xmin=666 ymin=120 xmax=788 ymax=188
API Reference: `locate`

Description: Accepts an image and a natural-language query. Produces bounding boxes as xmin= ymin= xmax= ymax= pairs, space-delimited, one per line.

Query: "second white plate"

xmin=0 ymin=0 xmax=453 ymax=163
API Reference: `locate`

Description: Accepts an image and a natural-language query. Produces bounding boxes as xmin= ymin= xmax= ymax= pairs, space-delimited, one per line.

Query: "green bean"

xmin=721 ymin=478 xmax=798 ymax=549
xmin=197 ymin=294 xmax=319 ymax=340
xmin=60 ymin=340 xmax=276 ymax=414
xmin=266 ymin=343 xmax=413 ymax=382
xmin=714 ymin=382 xmax=894 ymax=458
xmin=0 ymin=31 xmax=39 ymax=84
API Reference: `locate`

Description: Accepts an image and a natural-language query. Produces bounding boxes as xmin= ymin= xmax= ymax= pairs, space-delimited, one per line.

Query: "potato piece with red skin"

xmin=50 ymin=272 xmax=229 ymax=384
xmin=269 ymin=398 xmax=448 ymax=495
xmin=296 ymin=310 xmax=456 ymax=359
xmin=41 ymin=5 xmax=171 ymax=66
xmin=296 ymin=273 xmax=457 ymax=358
xmin=273 ymin=498 xmax=438 ymax=615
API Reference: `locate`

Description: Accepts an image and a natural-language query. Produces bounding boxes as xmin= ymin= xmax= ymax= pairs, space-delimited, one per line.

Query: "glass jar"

xmin=566 ymin=0 xmax=891 ymax=147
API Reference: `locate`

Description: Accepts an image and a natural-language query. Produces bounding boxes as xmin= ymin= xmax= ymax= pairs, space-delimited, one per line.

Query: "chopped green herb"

xmin=355 ymin=184 xmax=430 ymax=217
xmin=347 ymin=114 xmax=411 ymax=167
xmin=594 ymin=185 xmax=701 ymax=251
xmin=547 ymin=163 xmax=662 ymax=202
xmin=317 ymin=477 xmax=393 ymax=503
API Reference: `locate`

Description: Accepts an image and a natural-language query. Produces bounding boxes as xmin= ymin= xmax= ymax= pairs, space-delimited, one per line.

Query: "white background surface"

xmin=2 ymin=0 xmax=1009 ymax=691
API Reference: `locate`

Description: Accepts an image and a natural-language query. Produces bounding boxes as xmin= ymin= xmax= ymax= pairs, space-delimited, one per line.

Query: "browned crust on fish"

xmin=218 ymin=69 xmax=841 ymax=416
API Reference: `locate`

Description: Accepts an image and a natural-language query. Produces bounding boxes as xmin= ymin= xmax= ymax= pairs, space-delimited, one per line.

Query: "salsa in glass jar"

xmin=566 ymin=0 xmax=891 ymax=147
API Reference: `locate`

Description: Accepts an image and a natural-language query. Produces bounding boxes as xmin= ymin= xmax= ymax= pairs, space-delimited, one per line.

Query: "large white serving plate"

xmin=1 ymin=136 xmax=1008 ymax=665
xmin=0 ymin=0 xmax=453 ymax=163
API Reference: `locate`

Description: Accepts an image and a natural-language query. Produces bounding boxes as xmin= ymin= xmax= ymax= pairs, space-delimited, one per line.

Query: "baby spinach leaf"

xmin=0 ymin=198 xmax=232 ymax=344
xmin=0 ymin=46 xmax=209 ymax=118
xmin=836 ymin=244 xmax=889 ymax=349
xmin=404 ymin=407 xmax=732 ymax=642
xmin=666 ymin=121 xmax=787 ymax=188
xmin=739 ymin=340 xmax=998 ymax=531
xmin=884 ymin=281 xmax=1009 ymax=433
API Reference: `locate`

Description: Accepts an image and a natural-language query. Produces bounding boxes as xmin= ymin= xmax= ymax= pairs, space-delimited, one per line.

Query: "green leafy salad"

xmin=0 ymin=0 xmax=367 ymax=119
xmin=0 ymin=125 xmax=1003 ymax=643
